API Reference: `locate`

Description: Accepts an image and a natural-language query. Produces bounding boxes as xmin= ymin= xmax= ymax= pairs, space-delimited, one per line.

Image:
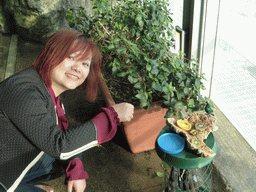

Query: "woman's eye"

xmin=83 ymin=63 xmax=90 ymax=67
xmin=68 ymin=56 xmax=74 ymax=60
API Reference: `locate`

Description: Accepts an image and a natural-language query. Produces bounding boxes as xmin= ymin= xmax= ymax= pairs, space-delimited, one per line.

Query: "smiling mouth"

xmin=66 ymin=73 xmax=79 ymax=80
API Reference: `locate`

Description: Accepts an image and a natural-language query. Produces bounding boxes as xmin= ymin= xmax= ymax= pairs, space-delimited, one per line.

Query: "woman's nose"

xmin=71 ymin=62 xmax=81 ymax=73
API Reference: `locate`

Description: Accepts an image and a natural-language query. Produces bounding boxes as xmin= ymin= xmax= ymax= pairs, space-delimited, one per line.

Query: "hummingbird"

xmin=205 ymin=101 xmax=214 ymax=115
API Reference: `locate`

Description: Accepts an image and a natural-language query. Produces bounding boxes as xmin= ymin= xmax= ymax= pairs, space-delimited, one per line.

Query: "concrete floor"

xmin=1 ymin=33 xmax=255 ymax=191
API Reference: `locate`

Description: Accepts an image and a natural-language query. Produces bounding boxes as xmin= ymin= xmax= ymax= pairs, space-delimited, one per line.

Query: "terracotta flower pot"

xmin=121 ymin=102 xmax=167 ymax=153
xmin=99 ymin=74 xmax=167 ymax=153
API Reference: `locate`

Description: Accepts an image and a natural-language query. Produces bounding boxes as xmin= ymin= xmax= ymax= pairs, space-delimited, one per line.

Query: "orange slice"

xmin=177 ymin=120 xmax=191 ymax=131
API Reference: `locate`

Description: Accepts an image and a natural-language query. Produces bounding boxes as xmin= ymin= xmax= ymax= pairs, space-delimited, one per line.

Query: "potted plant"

xmin=66 ymin=0 xmax=207 ymax=153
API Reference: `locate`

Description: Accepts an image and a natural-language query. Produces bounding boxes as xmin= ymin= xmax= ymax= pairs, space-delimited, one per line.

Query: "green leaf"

xmin=189 ymin=99 xmax=195 ymax=106
xmin=112 ymin=65 xmax=117 ymax=73
xmin=117 ymin=72 xmax=127 ymax=77
xmin=146 ymin=64 xmax=152 ymax=71
xmin=135 ymin=14 xmax=142 ymax=22
xmin=138 ymin=20 xmax=144 ymax=28
xmin=136 ymin=14 xmax=144 ymax=28
xmin=162 ymin=86 xmax=168 ymax=93
xmin=164 ymin=109 xmax=174 ymax=118
xmin=126 ymin=58 xmax=131 ymax=64
xmin=156 ymin=172 xmax=164 ymax=177
xmin=177 ymin=73 xmax=182 ymax=80
xmin=162 ymin=65 xmax=171 ymax=73
xmin=113 ymin=38 xmax=120 ymax=44
xmin=151 ymin=60 xmax=159 ymax=67
xmin=163 ymin=93 xmax=170 ymax=101
xmin=151 ymin=67 xmax=159 ymax=75
xmin=135 ymin=92 xmax=148 ymax=108
xmin=187 ymin=108 xmax=193 ymax=114
xmin=131 ymin=44 xmax=140 ymax=55
xmin=135 ymin=92 xmax=144 ymax=99
xmin=108 ymin=44 xmax=115 ymax=49
xmin=176 ymin=111 xmax=183 ymax=120
xmin=195 ymin=79 xmax=201 ymax=88
xmin=167 ymin=30 xmax=172 ymax=36
xmin=128 ymin=75 xmax=138 ymax=84
xmin=164 ymin=98 xmax=175 ymax=107
xmin=148 ymin=73 xmax=153 ymax=78
xmin=192 ymin=103 xmax=200 ymax=111
xmin=175 ymin=101 xmax=184 ymax=110
xmin=186 ymin=78 xmax=192 ymax=86
xmin=184 ymin=87 xmax=189 ymax=95
xmin=134 ymin=82 xmax=142 ymax=89
xmin=117 ymin=47 xmax=127 ymax=54
xmin=208 ymin=100 xmax=215 ymax=108
xmin=179 ymin=81 xmax=185 ymax=87
xmin=98 ymin=31 xmax=105 ymax=38
xmin=152 ymin=84 xmax=162 ymax=92
xmin=176 ymin=91 xmax=185 ymax=101
xmin=171 ymin=98 xmax=176 ymax=106
xmin=181 ymin=72 xmax=186 ymax=80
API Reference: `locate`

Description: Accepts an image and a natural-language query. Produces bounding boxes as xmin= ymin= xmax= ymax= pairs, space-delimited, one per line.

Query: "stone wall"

xmin=0 ymin=0 xmax=92 ymax=42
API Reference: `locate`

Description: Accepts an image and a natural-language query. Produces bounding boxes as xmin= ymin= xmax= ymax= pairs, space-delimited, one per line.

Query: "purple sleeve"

xmin=91 ymin=106 xmax=121 ymax=144
xmin=65 ymin=159 xmax=89 ymax=185
xmin=65 ymin=106 xmax=120 ymax=184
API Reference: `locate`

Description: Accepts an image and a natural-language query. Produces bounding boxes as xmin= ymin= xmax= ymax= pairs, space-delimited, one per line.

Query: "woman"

xmin=0 ymin=30 xmax=134 ymax=192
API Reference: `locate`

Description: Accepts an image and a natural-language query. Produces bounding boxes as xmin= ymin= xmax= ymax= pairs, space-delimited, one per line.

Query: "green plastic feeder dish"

xmin=156 ymin=125 xmax=218 ymax=170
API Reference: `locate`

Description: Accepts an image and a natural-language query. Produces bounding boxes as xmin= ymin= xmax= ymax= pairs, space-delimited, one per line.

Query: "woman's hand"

xmin=67 ymin=179 xmax=86 ymax=192
xmin=112 ymin=103 xmax=134 ymax=122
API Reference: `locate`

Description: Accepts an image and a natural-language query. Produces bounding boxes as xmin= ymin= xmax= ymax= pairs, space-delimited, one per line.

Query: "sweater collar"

xmin=47 ymin=87 xmax=68 ymax=131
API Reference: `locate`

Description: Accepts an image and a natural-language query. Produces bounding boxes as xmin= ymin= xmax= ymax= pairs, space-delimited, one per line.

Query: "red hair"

xmin=34 ymin=30 xmax=102 ymax=102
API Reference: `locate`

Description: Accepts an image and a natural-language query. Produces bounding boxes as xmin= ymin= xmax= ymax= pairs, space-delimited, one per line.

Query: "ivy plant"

xmin=67 ymin=0 xmax=207 ymax=119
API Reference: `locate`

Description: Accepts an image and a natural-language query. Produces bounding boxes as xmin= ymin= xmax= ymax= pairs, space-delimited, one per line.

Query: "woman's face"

xmin=51 ymin=52 xmax=91 ymax=96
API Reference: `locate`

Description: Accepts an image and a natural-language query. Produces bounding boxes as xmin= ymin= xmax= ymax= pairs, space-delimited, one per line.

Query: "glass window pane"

xmin=206 ymin=0 xmax=256 ymax=151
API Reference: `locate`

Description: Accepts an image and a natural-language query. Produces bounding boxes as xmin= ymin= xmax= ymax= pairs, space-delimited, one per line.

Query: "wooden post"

xmin=98 ymin=72 xmax=116 ymax=106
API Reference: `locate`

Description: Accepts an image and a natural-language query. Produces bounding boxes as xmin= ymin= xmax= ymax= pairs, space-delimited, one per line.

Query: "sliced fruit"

xmin=191 ymin=139 xmax=201 ymax=147
xmin=177 ymin=120 xmax=192 ymax=131
xmin=195 ymin=122 xmax=206 ymax=131
xmin=190 ymin=129 xmax=200 ymax=136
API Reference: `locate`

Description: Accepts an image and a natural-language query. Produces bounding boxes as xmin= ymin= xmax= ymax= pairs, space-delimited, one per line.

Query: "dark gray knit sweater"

xmin=0 ymin=68 xmax=99 ymax=191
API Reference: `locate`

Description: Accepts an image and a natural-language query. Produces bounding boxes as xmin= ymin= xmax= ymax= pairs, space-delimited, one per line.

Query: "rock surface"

xmin=0 ymin=0 xmax=92 ymax=42
xmin=167 ymin=112 xmax=218 ymax=158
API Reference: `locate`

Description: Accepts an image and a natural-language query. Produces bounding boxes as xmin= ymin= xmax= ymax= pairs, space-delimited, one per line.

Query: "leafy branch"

xmin=67 ymin=0 xmax=207 ymax=118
